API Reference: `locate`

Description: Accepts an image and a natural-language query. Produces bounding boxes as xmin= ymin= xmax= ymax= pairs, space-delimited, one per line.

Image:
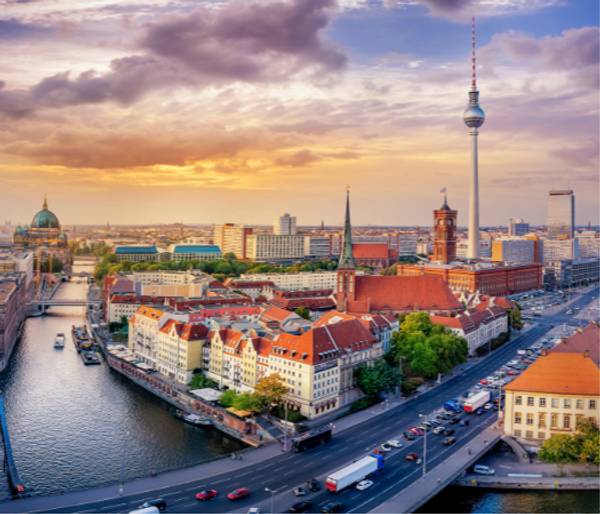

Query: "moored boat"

xmin=53 ymin=332 xmax=65 ymax=349
xmin=182 ymin=413 xmax=212 ymax=427
xmin=80 ymin=351 xmax=101 ymax=365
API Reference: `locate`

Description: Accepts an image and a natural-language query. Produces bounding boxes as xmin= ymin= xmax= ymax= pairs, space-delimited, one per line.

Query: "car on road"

xmin=483 ymin=403 xmax=493 ymax=410
xmin=292 ymin=487 xmax=307 ymax=497
xmin=379 ymin=443 xmax=392 ymax=452
xmin=356 ymin=479 xmax=374 ymax=491
xmin=195 ymin=490 xmax=218 ymax=501
xmin=138 ymin=499 xmax=167 ymax=511
xmin=443 ymin=428 xmax=455 ymax=436
xmin=405 ymin=452 xmax=420 ymax=461
xmin=473 ymin=464 xmax=495 ymax=475
xmin=459 ymin=419 xmax=470 ymax=426
xmin=387 ymin=439 xmax=403 ymax=448
xmin=227 ymin=488 xmax=250 ymax=500
xmin=479 ymin=379 xmax=488 ymax=385
xmin=448 ymin=417 xmax=460 ymax=425
xmin=410 ymin=427 xmax=425 ymax=436
xmin=288 ymin=501 xmax=313 ymax=513
xmin=403 ymin=432 xmax=416 ymax=441
xmin=475 ymin=408 xmax=484 ymax=415
xmin=307 ymin=478 xmax=321 ymax=492
xmin=321 ymin=501 xmax=345 ymax=513
xmin=247 ymin=508 xmax=261 ymax=514
xmin=506 ymin=370 xmax=518 ymax=376
xmin=433 ymin=426 xmax=445 ymax=435
xmin=443 ymin=436 xmax=457 ymax=446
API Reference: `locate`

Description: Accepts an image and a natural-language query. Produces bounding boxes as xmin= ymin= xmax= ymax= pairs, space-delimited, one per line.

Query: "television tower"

xmin=463 ymin=16 xmax=485 ymax=260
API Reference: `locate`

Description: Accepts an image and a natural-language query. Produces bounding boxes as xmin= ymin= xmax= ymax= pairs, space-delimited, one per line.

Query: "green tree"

xmin=355 ymin=360 xmax=402 ymax=397
xmin=294 ymin=307 xmax=311 ymax=320
xmin=509 ymin=307 xmax=523 ymax=330
xmin=233 ymin=392 xmax=265 ymax=413
xmin=254 ymin=374 xmax=288 ymax=407
xmin=218 ymin=389 xmax=238 ymax=408
xmin=539 ymin=419 xmax=600 ymax=465
xmin=188 ymin=373 xmax=218 ymax=390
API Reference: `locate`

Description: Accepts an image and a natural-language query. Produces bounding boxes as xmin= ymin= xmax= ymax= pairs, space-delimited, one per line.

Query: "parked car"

xmin=321 ymin=501 xmax=345 ymax=513
xmin=293 ymin=487 xmax=307 ymax=497
xmin=195 ymin=490 xmax=218 ymax=501
xmin=443 ymin=436 xmax=457 ymax=446
xmin=247 ymin=508 xmax=261 ymax=514
xmin=443 ymin=428 xmax=455 ymax=436
xmin=448 ymin=416 xmax=460 ymax=425
xmin=356 ymin=479 xmax=374 ymax=491
xmin=403 ymin=432 xmax=416 ymax=441
xmin=483 ymin=403 xmax=493 ymax=410
xmin=475 ymin=408 xmax=484 ymax=415
xmin=307 ymin=478 xmax=321 ymax=492
xmin=387 ymin=439 xmax=403 ymax=448
xmin=433 ymin=426 xmax=445 ymax=435
xmin=379 ymin=443 xmax=392 ymax=452
xmin=288 ymin=501 xmax=313 ymax=513
xmin=459 ymin=419 xmax=470 ymax=426
xmin=138 ymin=500 xmax=167 ymax=511
xmin=473 ymin=464 xmax=495 ymax=475
xmin=227 ymin=488 xmax=250 ymax=500
xmin=405 ymin=452 xmax=420 ymax=461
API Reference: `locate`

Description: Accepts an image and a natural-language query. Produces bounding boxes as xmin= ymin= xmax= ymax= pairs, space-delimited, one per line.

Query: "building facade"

xmin=213 ymin=224 xmax=253 ymax=259
xmin=432 ymin=198 xmax=457 ymax=264
xmin=114 ymin=245 xmax=160 ymax=262
xmin=509 ymin=218 xmax=530 ymax=237
xmin=491 ymin=238 xmax=536 ymax=265
xmin=168 ymin=244 xmax=222 ymax=261
xmin=547 ymin=189 xmax=575 ymax=240
xmin=274 ymin=213 xmax=297 ymax=236
xmin=245 ymin=234 xmax=305 ymax=262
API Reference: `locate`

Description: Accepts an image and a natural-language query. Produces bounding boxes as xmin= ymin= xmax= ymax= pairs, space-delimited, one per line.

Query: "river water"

xmin=0 ymin=263 xmax=242 ymax=499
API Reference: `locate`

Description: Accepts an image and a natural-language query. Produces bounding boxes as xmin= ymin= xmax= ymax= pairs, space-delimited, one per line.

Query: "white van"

xmin=128 ymin=507 xmax=160 ymax=514
xmin=473 ymin=464 xmax=495 ymax=475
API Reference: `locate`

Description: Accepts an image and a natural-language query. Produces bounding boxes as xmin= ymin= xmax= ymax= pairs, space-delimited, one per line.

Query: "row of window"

xmin=515 ymin=396 xmax=597 ymax=410
xmin=514 ymin=412 xmax=596 ymax=430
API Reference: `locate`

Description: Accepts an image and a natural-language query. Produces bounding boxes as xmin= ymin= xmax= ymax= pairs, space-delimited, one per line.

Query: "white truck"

xmin=463 ymin=390 xmax=490 ymax=413
xmin=325 ymin=453 xmax=384 ymax=493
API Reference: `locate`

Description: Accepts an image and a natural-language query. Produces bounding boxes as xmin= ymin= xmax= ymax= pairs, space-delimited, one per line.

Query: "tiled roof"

xmin=261 ymin=305 xmax=296 ymax=323
xmin=273 ymin=296 xmax=336 ymax=310
xmin=172 ymin=245 xmax=221 ymax=254
xmin=111 ymin=294 xmax=166 ymax=305
xmin=474 ymin=296 xmax=515 ymax=311
xmin=551 ymin=322 xmax=600 ymax=365
xmin=225 ymin=280 xmax=275 ymax=288
xmin=350 ymin=275 xmax=461 ymax=313
xmin=432 ymin=306 xmax=506 ymax=334
xmin=109 ymin=278 xmax=135 ymax=295
xmin=136 ymin=305 xmax=164 ymax=320
xmin=352 ymin=243 xmax=390 ymax=259
xmin=313 ymin=310 xmax=357 ymax=327
xmin=274 ymin=319 xmax=376 ymax=364
xmin=505 ymin=352 xmax=599 ymax=395
xmin=115 ymin=245 xmax=157 ymax=254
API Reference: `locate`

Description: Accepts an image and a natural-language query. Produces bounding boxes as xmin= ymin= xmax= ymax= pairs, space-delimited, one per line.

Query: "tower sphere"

xmin=463 ymin=103 xmax=485 ymax=128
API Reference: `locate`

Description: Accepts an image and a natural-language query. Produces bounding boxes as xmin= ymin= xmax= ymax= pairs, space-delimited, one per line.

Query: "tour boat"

xmin=182 ymin=413 xmax=212 ymax=427
xmin=53 ymin=332 xmax=65 ymax=349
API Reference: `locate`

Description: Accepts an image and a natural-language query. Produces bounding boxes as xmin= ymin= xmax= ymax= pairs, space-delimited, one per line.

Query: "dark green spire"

xmin=338 ymin=189 xmax=355 ymax=269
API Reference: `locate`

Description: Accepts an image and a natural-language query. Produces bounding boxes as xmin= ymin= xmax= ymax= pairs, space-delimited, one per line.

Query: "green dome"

xmin=31 ymin=197 xmax=60 ymax=229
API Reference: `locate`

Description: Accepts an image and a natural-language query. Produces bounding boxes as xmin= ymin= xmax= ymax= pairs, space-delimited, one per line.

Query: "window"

xmin=539 ymin=397 xmax=546 ymax=407
xmin=590 ymin=400 xmax=597 ymax=410
xmin=526 ymin=413 xmax=534 ymax=426
xmin=514 ymin=429 xmax=521 ymax=437
xmin=538 ymin=413 xmax=546 ymax=428
xmin=576 ymin=400 xmax=583 ymax=409
xmin=551 ymin=413 xmax=558 ymax=428
xmin=538 ymin=432 xmax=546 ymax=439
xmin=514 ymin=412 xmax=522 ymax=424
xmin=527 ymin=397 xmax=534 ymax=406
xmin=551 ymin=398 xmax=559 ymax=408
xmin=515 ymin=396 xmax=522 ymax=405
xmin=526 ymin=430 xmax=533 ymax=439
xmin=564 ymin=399 xmax=572 ymax=409
xmin=563 ymin=415 xmax=571 ymax=429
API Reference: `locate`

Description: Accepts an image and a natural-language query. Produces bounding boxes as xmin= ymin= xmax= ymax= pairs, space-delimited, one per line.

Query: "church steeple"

xmin=42 ymin=195 xmax=48 ymax=210
xmin=338 ymin=188 xmax=355 ymax=269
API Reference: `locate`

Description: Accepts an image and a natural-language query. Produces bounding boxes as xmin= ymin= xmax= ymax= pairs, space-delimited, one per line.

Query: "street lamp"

xmin=265 ymin=487 xmax=275 ymax=514
xmin=418 ymin=413 xmax=427 ymax=476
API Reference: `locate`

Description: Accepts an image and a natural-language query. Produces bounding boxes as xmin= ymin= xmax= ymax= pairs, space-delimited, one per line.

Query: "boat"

xmin=71 ymin=325 xmax=92 ymax=353
xmin=182 ymin=413 xmax=212 ymax=427
xmin=53 ymin=332 xmax=65 ymax=349
xmin=80 ymin=351 xmax=101 ymax=366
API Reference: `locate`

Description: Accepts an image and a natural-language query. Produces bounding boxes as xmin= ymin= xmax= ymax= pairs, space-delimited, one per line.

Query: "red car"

xmin=196 ymin=489 xmax=218 ymax=501
xmin=409 ymin=427 xmax=424 ymax=436
xmin=405 ymin=452 xmax=420 ymax=461
xmin=507 ymin=370 xmax=518 ymax=376
xmin=227 ymin=488 xmax=250 ymax=500
xmin=479 ymin=379 xmax=488 ymax=385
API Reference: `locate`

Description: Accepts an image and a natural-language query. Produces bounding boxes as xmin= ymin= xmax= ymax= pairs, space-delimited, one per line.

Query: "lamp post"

xmin=418 ymin=414 xmax=427 ymax=476
xmin=265 ymin=487 xmax=276 ymax=514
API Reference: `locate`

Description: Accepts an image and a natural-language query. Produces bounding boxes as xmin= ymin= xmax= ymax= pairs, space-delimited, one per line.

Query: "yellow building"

xmin=504 ymin=352 xmax=600 ymax=443
xmin=157 ymin=320 xmax=207 ymax=384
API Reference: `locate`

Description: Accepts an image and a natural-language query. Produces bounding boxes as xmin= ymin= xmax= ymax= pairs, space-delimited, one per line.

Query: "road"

xmin=34 ymin=287 xmax=598 ymax=514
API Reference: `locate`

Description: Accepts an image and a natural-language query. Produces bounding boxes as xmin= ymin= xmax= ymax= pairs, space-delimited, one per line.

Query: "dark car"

xmin=459 ymin=419 xmax=470 ymax=427
xmin=475 ymin=408 xmax=484 ymax=416
xmin=443 ymin=436 xmax=457 ymax=445
xmin=293 ymin=487 xmax=307 ymax=497
xmin=227 ymin=488 xmax=250 ymax=500
xmin=448 ymin=416 xmax=460 ymax=425
xmin=321 ymin=501 xmax=345 ymax=513
xmin=307 ymin=478 xmax=321 ymax=492
xmin=195 ymin=489 xmax=218 ymax=501
xmin=405 ymin=452 xmax=420 ymax=461
xmin=289 ymin=500 xmax=314 ymax=513
xmin=443 ymin=429 xmax=455 ymax=436
xmin=138 ymin=499 xmax=167 ymax=511
xmin=403 ymin=432 xmax=416 ymax=441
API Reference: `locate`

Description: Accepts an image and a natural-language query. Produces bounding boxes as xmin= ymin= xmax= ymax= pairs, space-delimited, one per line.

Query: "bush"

xmin=349 ymin=396 xmax=381 ymax=413
xmin=401 ymin=377 xmax=424 ymax=395
xmin=188 ymin=373 xmax=218 ymax=390
xmin=271 ymin=405 xmax=307 ymax=423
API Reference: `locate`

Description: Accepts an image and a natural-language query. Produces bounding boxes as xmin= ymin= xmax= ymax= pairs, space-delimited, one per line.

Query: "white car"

xmin=356 ymin=479 xmax=374 ymax=491
xmin=432 ymin=426 xmax=445 ymax=435
xmin=473 ymin=464 xmax=495 ymax=475
xmin=483 ymin=403 xmax=493 ymax=410
xmin=387 ymin=439 xmax=403 ymax=448
xmin=379 ymin=443 xmax=392 ymax=452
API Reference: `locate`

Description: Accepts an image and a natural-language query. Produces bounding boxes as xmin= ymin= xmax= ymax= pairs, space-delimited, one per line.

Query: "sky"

xmin=0 ymin=0 xmax=598 ymax=227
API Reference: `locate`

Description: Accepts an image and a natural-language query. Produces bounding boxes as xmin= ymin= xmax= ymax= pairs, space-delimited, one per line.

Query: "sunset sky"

xmin=0 ymin=0 xmax=598 ymax=227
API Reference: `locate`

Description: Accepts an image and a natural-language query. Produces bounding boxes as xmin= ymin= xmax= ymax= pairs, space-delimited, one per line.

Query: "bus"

xmin=291 ymin=426 xmax=332 ymax=452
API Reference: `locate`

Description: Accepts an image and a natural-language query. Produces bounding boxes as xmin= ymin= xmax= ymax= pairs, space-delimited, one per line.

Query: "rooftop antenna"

xmin=471 ymin=16 xmax=477 ymax=91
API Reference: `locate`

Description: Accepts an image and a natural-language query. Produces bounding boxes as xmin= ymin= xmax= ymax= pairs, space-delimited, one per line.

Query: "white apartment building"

xmin=130 ymin=270 xmax=211 ymax=285
xmin=543 ymin=238 xmax=579 ymax=263
xmin=576 ymin=231 xmax=600 ymax=259
xmin=239 ymin=271 xmax=340 ymax=290
xmin=245 ymin=234 xmax=305 ymax=261
xmin=492 ymin=238 xmax=535 ymax=265
xmin=274 ymin=213 xmax=297 ymax=236
xmin=303 ymin=235 xmax=332 ymax=259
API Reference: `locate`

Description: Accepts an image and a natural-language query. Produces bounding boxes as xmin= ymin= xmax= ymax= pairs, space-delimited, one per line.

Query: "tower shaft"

xmin=467 ymin=128 xmax=480 ymax=259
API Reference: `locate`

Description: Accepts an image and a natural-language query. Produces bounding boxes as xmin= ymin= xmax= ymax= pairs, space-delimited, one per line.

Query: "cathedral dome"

xmin=31 ymin=197 xmax=60 ymax=229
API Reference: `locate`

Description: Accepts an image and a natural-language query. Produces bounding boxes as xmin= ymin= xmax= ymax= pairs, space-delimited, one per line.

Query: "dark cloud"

xmin=0 ymin=0 xmax=345 ymax=117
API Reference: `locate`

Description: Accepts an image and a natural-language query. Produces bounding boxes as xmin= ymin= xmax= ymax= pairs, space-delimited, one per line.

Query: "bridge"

xmin=27 ymin=298 xmax=103 ymax=314
xmin=0 ymin=397 xmax=25 ymax=496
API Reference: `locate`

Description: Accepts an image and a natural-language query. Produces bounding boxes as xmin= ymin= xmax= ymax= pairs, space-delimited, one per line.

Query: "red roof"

xmin=474 ymin=296 xmax=515 ymax=311
xmin=274 ymin=319 xmax=376 ymax=365
xmin=432 ymin=307 xmax=506 ymax=334
xmin=352 ymin=243 xmax=390 ymax=259
xmin=160 ymin=320 xmax=208 ymax=340
xmin=261 ymin=305 xmax=296 ymax=323
xmin=273 ymin=297 xmax=336 ymax=311
xmin=348 ymin=275 xmax=461 ymax=313
xmin=551 ymin=322 xmax=600 ymax=365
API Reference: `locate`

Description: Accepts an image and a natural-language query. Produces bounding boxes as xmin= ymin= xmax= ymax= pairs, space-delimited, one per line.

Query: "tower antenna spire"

xmin=471 ymin=16 xmax=477 ymax=91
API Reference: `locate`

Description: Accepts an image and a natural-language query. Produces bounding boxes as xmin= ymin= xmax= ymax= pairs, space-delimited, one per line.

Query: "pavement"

xmin=0 ymin=286 xmax=597 ymax=514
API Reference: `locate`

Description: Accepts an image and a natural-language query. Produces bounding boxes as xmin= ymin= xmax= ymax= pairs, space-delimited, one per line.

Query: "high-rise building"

xmin=463 ymin=18 xmax=485 ymax=260
xmin=509 ymin=218 xmax=530 ymax=236
xmin=245 ymin=234 xmax=304 ymax=262
xmin=273 ymin=213 xmax=297 ymax=236
xmin=213 ymin=223 xmax=253 ymax=259
xmin=491 ymin=238 xmax=535 ymax=265
xmin=543 ymin=239 xmax=579 ymax=264
xmin=432 ymin=195 xmax=457 ymax=264
xmin=576 ymin=231 xmax=600 ymax=259
xmin=547 ymin=190 xmax=575 ymax=240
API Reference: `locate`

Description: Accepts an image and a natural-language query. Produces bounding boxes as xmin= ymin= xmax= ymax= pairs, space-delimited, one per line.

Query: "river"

xmin=0 ymin=263 xmax=243 ymax=499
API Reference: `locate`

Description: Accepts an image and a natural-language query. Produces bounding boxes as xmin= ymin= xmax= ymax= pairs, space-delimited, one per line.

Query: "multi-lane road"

xmin=42 ymin=287 xmax=598 ymax=514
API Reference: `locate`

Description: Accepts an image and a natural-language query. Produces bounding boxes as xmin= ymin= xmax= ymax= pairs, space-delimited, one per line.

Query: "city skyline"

xmin=0 ymin=0 xmax=598 ymax=226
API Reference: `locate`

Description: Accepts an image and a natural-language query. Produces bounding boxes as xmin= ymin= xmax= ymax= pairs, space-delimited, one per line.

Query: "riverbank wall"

xmin=455 ymin=474 xmax=599 ymax=490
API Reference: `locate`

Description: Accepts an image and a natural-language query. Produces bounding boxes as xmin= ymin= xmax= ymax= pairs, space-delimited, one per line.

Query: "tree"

xmin=218 ymin=389 xmax=238 ymax=408
xmin=539 ymin=418 xmax=600 ymax=465
xmin=509 ymin=307 xmax=523 ymax=330
xmin=294 ymin=307 xmax=311 ymax=320
xmin=188 ymin=373 xmax=218 ymax=390
xmin=233 ymin=392 xmax=265 ymax=413
xmin=355 ymin=360 xmax=402 ymax=397
xmin=254 ymin=374 xmax=288 ymax=407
